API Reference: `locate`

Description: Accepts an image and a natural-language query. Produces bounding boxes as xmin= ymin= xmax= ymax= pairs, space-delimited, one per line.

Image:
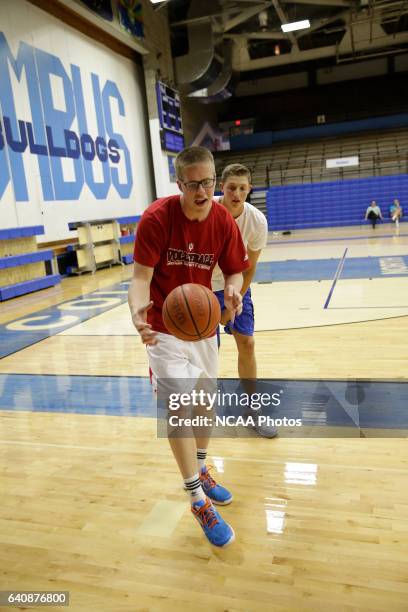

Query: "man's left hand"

xmin=220 ymin=309 xmax=231 ymax=326
xmin=224 ymin=285 xmax=243 ymax=324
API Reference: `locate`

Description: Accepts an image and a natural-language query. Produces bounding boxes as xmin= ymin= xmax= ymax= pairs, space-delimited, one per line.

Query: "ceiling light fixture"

xmin=281 ymin=19 xmax=310 ymax=33
xmin=258 ymin=10 xmax=268 ymax=31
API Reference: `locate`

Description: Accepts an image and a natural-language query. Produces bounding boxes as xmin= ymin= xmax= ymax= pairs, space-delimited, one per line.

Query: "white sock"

xmin=196 ymin=448 xmax=207 ymax=471
xmin=184 ymin=473 xmax=206 ymax=504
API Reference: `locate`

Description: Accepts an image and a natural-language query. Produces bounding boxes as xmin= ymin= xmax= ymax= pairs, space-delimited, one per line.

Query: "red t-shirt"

xmin=133 ymin=195 xmax=249 ymax=333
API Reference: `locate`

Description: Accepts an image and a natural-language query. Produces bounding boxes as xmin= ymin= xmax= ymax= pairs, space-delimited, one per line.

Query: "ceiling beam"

xmin=349 ymin=9 xmax=356 ymax=56
xmin=297 ymin=9 xmax=350 ymax=37
xmin=223 ymin=1 xmax=274 ymax=33
xmin=272 ymin=0 xmax=298 ymax=49
xmin=225 ymin=30 xmax=288 ymax=40
xmin=234 ymin=28 xmax=408 ymax=71
xmin=171 ymin=11 xmax=236 ymax=28
xmin=280 ymin=0 xmax=353 ymax=5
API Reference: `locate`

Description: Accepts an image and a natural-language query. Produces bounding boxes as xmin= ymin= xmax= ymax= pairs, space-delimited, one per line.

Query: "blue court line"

xmin=267 ymin=231 xmax=408 ymax=246
xmin=1 ymin=374 xmax=407 ymax=431
xmin=324 ymin=248 xmax=348 ymax=309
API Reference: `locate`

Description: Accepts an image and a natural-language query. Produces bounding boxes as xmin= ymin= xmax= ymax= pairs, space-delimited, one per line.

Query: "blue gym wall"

xmin=266 ymin=174 xmax=408 ymax=231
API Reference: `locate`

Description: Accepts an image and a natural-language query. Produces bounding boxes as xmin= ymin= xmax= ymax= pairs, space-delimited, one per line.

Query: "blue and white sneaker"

xmin=252 ymin=413 xmax=278 ymax=439
xmin=191 ymin=498 xmax=235 ymax=547
xmin=200 ymin=466 xmax=233 ymax=505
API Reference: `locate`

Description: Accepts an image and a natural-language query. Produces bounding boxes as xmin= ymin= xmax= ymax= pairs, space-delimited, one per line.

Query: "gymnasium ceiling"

xmin=165 ymin=0 xmax=408 ymax=83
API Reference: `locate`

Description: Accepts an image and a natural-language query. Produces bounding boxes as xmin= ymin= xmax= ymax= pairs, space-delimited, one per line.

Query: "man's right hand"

xmin=131 ymin=301 xmax=158 ymax=345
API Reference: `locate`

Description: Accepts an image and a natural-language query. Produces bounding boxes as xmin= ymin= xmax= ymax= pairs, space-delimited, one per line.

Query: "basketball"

xmin=162 ymin=283 xmax=221 ymax=341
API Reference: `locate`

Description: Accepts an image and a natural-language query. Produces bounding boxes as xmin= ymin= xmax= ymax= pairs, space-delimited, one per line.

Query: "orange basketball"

xmin=162 ymin=283 xmax=221 ymax=341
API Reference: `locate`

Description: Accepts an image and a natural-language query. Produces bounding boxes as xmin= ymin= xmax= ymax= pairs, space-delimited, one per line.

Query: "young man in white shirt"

xmin=212 ymin=163 xmax=277 ymax=438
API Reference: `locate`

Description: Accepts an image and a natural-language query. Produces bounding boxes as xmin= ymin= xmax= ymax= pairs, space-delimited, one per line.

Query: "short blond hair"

xmin=221 ymin=163 xmax=251 ymax=183
xmin=175 ymin=146 xmax=215 ymax=180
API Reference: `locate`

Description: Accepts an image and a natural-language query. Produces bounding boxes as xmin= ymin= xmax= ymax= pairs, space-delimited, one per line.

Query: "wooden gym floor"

xmin=0 ymin=224 xmax=407 ymax=611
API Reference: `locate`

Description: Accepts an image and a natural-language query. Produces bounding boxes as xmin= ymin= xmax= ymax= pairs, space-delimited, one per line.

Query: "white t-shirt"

xmin=212 ymin=199 xmax=268 ymax=292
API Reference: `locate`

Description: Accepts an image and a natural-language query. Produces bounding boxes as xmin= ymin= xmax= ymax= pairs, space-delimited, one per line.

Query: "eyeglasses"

xmin=180 ymin=177 xmax=216 ymax=192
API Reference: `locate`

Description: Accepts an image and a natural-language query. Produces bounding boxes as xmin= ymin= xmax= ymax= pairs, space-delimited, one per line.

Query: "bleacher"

xmin=214 ymin=127 xmax=408 ymax=231
xmin=266 ymin=174 xmax=408 ymax=231
xmin=214 ymin=128 xmax=408 ymax=189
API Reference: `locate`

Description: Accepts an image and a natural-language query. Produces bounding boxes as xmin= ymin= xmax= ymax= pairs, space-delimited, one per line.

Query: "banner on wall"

xmin=80 ymin=0 xmax=114 ymax=21
xmin=0 ymin=0 xmax=155 ymax=240
xmin=326 ymin=156 xmax=359 ymax=169
xmin=0 ymin=31 xmax=134 ymax=202
xmin=117 ymin=0 xmax=144 ymax=39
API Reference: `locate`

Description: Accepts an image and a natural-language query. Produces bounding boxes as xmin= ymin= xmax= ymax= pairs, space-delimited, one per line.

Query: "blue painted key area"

xmin=254 ymin=255 xmax=408 ymax=282
xmin=0 ymin=374 xmax=407 ymax=434
xmin=0 ymin=374 xmax=155 ymax=417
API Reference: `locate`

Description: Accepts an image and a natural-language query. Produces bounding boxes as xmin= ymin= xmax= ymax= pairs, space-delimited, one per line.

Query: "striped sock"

xmin=197 ymin=448 xmax=207 ymax=471
xmin=184 ymin=473 xmax=206 ymax=504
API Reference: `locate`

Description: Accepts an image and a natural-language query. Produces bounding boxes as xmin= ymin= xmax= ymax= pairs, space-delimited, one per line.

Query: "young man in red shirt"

xmin=128 ymin=146 xmax=248 ymax=547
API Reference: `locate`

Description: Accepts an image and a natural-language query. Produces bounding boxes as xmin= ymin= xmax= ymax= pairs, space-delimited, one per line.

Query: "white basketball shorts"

xmin=146 ymin=332 xmax=218 ymax=395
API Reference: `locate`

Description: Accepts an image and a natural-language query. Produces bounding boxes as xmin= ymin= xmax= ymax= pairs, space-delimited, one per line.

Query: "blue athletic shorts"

xmin=214 ymin=288 xmax=254 ymax=343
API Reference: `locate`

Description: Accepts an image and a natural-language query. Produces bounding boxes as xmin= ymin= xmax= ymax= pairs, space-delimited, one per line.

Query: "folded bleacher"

xmin=266 ymin=174 xmax=408 ymax=231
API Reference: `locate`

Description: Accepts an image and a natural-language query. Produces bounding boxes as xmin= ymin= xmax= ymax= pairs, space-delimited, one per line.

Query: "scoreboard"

xmin=160 ymin=130 xmax=184 ymax=154
xmin=156 ymin=81 xmax=184 ymax=153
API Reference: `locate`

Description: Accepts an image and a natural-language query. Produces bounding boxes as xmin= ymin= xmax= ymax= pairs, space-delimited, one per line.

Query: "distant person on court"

xmin=390 ymin=198 xmax=403 ymax=232
xmin=365 ymin=200 xmax=383 ymax=229
xmin=128 ymin=146 xmax=248 ymax=548
xmin=212 ymin=163 xmax=277 ymax=439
